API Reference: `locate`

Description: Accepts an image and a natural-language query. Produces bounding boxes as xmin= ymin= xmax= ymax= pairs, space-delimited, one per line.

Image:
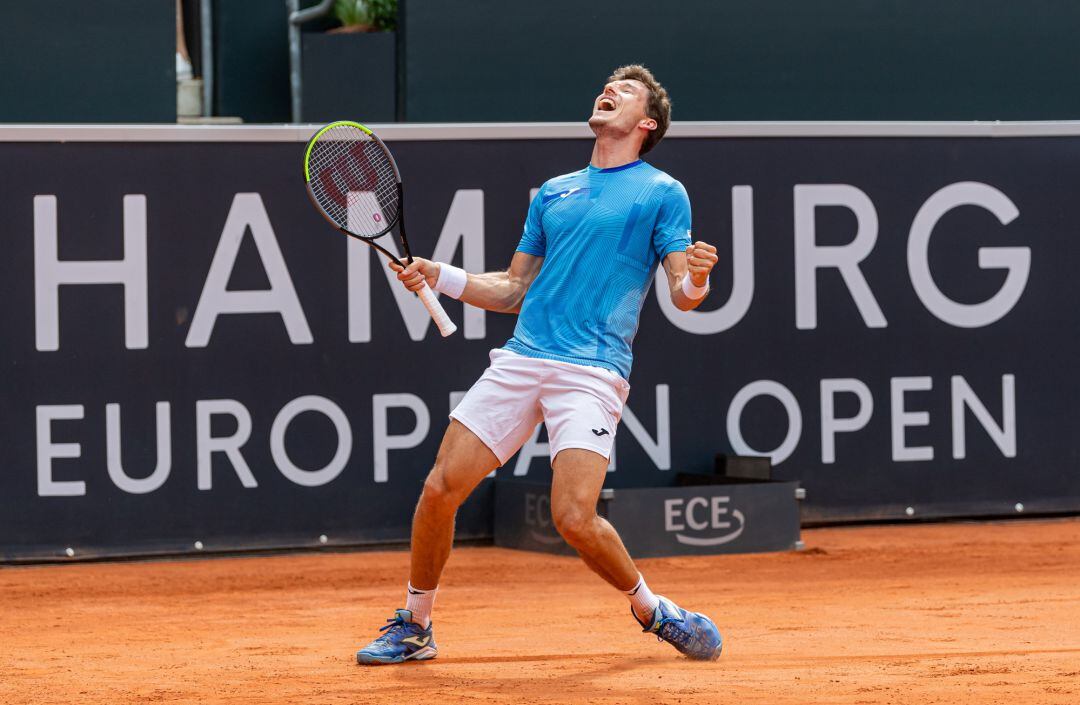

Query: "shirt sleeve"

xmin=652 ymin=179 xmax=693 ymax=260
xmin=516 ymin=183 xmax=548 ymax=256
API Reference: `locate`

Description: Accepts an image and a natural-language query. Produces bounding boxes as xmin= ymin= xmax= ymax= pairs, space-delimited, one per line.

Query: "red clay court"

xmin=2 ymin=518 xmax=1077 ymax=705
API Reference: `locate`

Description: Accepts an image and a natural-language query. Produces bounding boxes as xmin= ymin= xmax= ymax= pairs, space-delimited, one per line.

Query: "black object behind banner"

xmin=1 ymin=127 xmax=1078 ymax=561
xmin=0 ymin=3 xmax=174 ymax=122
xmin=403 ymin=0 xmax=1080 ymax=121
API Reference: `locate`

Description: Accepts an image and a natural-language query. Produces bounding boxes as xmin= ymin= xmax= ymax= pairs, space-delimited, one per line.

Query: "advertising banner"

xmin=2 ymin=125 xmax=1076 ymax=559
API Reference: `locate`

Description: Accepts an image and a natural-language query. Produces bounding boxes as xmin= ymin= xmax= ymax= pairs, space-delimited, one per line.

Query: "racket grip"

xmin=417 ymin=283 xmax=458 ymax=337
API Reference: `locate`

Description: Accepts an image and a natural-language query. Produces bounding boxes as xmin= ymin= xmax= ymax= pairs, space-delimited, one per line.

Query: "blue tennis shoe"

xmin=356 ymin=609 xmax=438 ymax=665
xmin=636 ymin=596 xmax=723 ymax=661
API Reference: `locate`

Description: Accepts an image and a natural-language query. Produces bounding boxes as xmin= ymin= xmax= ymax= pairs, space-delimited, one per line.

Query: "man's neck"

xmin=589 ymin=134 xmax=642 ymax=169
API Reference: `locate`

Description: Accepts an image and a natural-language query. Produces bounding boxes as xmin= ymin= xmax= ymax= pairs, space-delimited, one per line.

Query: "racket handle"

xmin=417 ymin=282 xmax=458 ymax=337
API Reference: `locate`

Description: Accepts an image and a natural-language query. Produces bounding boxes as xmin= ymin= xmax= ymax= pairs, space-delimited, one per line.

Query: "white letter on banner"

xmin=36 ymin=405 xmax=86 ymax=497
xmin=270 ymin=396 xmax=353 ymax=487
xmin=348 ymin=189 xmax=484 ymax=342
xmin=908 ymin=182 xmax=1029 ymax=328
xmin=726 ymin=381 xmax=802 ymax=466
xmin=106 ymin=402 xmax=172 ymax=494
xmin=612 ymin=384 xmax=671 ymax=471
xmin=793 ymin=185 xmax=886 ymax=330
xmin=656 ymin=186 xmax=755 ymax=333
xmin=196 ymin=399 xmax=257 ymax=490
xmin=186 ymin=193 xmax=312 ymax=347
xmin=34 ymin=195 xmax=148 ymax=351
xmin=372 ymin=393 xmax=430 ymax=482
xmin=664 ymin=498 xmax=685 ymax=531
xmin=891 ymin=377 xmax=934 ymax=462
xmin=685 ymin=497 xmax=709 ymax=531
xmin=820 ymin=378 xmax=874 ymax=464
xmin=951 ymin=375 xmax=1016 ymax=459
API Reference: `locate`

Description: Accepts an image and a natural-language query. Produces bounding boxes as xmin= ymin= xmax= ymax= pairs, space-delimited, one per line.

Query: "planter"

xmin=301 ymin=30 xmax=396 ymax=122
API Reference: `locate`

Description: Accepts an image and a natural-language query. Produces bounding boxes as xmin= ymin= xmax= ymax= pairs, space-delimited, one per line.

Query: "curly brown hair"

xmin=607 ymin=64 xmax=671 ymax=155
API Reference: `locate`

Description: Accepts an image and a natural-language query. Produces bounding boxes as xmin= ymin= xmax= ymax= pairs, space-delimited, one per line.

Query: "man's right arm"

xmin=389 ymin=251 xmax=544 ymax=314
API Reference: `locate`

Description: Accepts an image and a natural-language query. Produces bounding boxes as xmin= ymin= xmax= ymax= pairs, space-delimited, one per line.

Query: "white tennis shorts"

xmin=450 ymin=348 xmax=631 ymax=465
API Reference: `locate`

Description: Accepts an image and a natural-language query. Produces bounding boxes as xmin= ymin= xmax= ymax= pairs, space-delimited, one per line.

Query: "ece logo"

xmin=524 ymin=492 xmax=564 ymax=545
xmin=664 ymin=496 xmax=745 ymax=546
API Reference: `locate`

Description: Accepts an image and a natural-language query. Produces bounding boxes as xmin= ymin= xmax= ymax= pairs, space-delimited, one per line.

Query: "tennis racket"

xmin=303 ymin=120 xmax=457 ymax=337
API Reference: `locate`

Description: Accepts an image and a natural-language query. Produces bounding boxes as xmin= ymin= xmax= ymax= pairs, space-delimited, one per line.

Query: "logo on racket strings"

xmin=317 ymin=143 xmax=379 ymax=208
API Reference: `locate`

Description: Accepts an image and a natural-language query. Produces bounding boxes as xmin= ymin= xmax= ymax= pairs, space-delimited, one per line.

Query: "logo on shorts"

xmin=591 ymin=428 xmax=610 ymax=437
xmin=664 ymin=495 xmax=746 ymax=546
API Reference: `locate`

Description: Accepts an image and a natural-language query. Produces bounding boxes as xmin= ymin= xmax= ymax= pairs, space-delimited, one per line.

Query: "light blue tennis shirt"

xmin=503 ymin=160 xmax=692 ymax=379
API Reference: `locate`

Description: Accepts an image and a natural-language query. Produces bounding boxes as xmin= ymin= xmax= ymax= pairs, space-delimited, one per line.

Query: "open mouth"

xmin=597 ymin=97 xmax=617 ymax=112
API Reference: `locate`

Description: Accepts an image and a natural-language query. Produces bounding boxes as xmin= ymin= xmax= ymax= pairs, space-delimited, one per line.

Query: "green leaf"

xmin=332 ymin=0 xmax=396 ymax=31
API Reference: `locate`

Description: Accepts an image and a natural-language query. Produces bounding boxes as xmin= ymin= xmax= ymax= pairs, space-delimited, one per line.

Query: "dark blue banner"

xmin=1 ymin=129 xmax=1075 ymax=559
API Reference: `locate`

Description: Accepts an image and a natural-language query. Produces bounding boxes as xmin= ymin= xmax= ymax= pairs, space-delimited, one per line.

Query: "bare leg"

xmin=409 ymin=420 xmax=500 ymax=590
xmin=175 ymin=0 xmax=190 ymax=62
xmin=550 ymin=448 xmax=640 ymax=592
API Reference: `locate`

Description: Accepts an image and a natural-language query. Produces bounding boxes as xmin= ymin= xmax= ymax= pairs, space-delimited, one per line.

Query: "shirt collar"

xmin=587 ymin=159 xmax=644 ymax=174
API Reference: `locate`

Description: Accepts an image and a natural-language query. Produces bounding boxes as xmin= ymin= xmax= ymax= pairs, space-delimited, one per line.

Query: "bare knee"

xmin=418 ymin=462 xmax=467 ymax=513
xmin=552 ymin=504 xmax=598 ymax=547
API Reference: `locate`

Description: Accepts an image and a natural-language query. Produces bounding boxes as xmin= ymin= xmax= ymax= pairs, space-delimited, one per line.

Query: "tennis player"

xmin=357 ymin=65 xmax=722 ymax=664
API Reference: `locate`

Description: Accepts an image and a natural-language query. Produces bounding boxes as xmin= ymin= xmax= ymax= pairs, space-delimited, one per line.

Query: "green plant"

xmin=333 ymin=0 xmax=397 ymax=31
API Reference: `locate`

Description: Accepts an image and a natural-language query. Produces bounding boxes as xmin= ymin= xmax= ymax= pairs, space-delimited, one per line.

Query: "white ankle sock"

xmin=625 ymin=574 xmax=660 ymax=625
xmin=405 ymin=583 xmax=437 ymax=628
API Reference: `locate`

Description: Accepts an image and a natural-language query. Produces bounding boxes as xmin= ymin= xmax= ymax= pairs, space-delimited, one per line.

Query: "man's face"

xmin=588 ymin=79 xmax=656 ymax=138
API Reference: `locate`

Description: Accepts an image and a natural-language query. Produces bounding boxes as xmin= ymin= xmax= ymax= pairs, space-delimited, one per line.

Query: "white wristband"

xmin=681 ymin=273 xmax=710 ymax=300
xmin=433 ymin=262 xmax=468 ymax=299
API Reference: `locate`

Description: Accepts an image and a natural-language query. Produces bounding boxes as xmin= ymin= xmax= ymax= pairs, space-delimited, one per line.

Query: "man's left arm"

xmin=663 ymin=241 xmax=718 ymax=311
xmin=651 ymin=179 xmax=716 ymax=311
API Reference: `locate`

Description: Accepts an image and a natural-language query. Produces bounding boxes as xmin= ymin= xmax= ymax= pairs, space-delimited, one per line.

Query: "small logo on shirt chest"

xmin=542 ymin=187 xmax=590 ymax=204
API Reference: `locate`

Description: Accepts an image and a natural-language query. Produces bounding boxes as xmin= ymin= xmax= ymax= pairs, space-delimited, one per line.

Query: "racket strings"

xmin=307 ymin=125 xmax=400 ymax=238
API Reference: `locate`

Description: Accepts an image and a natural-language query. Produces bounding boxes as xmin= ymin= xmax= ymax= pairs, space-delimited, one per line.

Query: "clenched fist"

xmin=389 ymin=257 xmax=439 ymax=292
xmin=685 ymin=240 xmax=718 ymax=287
